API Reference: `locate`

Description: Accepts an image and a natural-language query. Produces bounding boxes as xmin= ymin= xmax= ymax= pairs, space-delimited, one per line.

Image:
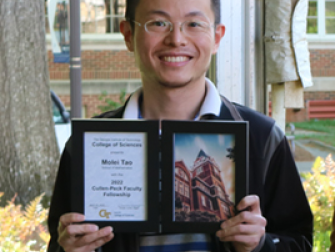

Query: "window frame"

xmin=201 ymin=195 xmax=206 ymax=207
xmin=185 ymin=185 xmax=190 ymax=198
xmin=307 ymin=0 xmax=335 ymax=41
xmin=45 ymin=0 xmax=126 ymax=40
xmin=79 ymin=0 xmax=125 ymax=34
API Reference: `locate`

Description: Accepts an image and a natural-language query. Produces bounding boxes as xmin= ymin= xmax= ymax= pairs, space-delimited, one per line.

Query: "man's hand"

xmin=58 ymin=213 xmax=114 ymax=252
xmin=216 ymin=195 xmax=267 ymax=252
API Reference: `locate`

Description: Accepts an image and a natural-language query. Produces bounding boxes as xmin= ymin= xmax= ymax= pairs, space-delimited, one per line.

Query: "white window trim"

xmin=307 ymin=0 xmax=335 ymax=41
xmin=201 ymin=195 xmax=206 ymax=207
xmin=46 ymin=0 xmax=126 ymax=43
xmin=46 ymin=33 xmax=127 ymax=50
xmin=46 ymin=33 xmax=124 ymax=41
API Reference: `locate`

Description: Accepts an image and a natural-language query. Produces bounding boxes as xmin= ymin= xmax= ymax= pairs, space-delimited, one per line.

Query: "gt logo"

xmin=99 ymin=209 xmax=111 ymax=219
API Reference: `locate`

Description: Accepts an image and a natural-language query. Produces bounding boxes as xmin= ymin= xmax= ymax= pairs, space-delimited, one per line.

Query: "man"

xmin=47 ymin=0 xmax=313 ymax=251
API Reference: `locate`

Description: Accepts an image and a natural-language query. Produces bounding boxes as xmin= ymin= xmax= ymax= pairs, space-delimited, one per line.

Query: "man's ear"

xmin=120 ymin=20 xmax=134 ymax=52
xmin=212 ymin=24 xmax=225 ymax=54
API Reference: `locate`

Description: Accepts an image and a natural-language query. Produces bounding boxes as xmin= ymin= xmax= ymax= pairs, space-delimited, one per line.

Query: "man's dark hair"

xmin=125 ymin=0 xmax=221 ymax=29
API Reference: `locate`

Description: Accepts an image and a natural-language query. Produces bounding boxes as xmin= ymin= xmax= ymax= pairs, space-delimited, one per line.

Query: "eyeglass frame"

xmin=128 ymin=19 xmax=216 ymax=36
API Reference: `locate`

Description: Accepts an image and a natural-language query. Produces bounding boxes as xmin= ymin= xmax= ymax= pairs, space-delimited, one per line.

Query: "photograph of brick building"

xmin=174 ymin=133 xmax=235 ymax=223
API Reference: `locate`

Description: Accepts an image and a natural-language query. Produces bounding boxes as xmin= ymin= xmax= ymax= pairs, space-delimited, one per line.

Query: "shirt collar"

xmin=196 ymin=78 xmax=221 ymax=120
xmin=122 ymin=78 xmax=221 ymax=120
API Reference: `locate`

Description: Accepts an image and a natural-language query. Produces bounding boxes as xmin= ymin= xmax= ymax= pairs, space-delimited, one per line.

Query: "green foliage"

xmin=293 ymin=120 xmax=335 ymax=146
xmin=294 ymin=134 xmax=335 ymax=147
xmin=301 ymin=154 xmax=335 ymax=252
xmin=0 ymin=193 xmax=49 ymax=252
xmin=294 ymin=120 xmax=335 ymax=133
xmin=97 ymin=90 xmax=126 ymax=113
xmin=307 ymin=23 xmax=318 ymax=34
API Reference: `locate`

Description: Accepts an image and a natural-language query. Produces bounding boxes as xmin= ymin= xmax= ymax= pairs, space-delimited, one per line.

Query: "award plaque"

xmin=161 ymin=120 xmax=249 ymax=233
xmin=71 ymin=119 xmax=160 ymax=233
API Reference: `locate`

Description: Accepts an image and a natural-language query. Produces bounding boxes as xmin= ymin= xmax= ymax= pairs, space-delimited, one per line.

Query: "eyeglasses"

xmin=131 ymin=20 xmax=214 ymax=36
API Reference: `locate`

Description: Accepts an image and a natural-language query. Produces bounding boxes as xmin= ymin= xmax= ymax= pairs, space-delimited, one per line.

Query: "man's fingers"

xmin=217 ymin=223 xmax=265 ymax=239
xmin=217 ymin=232 xmax=262 ymax=245
xmin=83 ymin=232 xmax=114 ymax=251
xmin=74 ymin=226 xmax=113 ymax=247
xmin=217 ymin=195 xmax=266 ymax=252
xmin=59 ymin=213 xmax=85 ymax=227
xmin=58 ymin=225 xmax=114 ymax=251
xmin=221 ymin=211 xmax=267 ymax=229
xmin=236 ymin=195 xmax=261 ymax=214
xmin=64 ymin=224 xmax=100 ymax=238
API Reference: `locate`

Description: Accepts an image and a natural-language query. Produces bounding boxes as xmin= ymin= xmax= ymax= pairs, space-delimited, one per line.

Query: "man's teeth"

xmin=163 ymin=56 xmax=188 ymax=62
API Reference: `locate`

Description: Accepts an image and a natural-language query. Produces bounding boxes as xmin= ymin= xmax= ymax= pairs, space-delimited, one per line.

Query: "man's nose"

xmin=164 ymin=23 xmax=188 ymax=46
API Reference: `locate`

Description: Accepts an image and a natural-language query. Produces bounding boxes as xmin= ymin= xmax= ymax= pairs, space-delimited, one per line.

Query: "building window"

xmin=196 ymin=167 xmax=203 ymax=176
xmin=175 ymin=179 xmax=178 ymax=193
xmin=213 ymin=167 xmax=221 ymax=178
xmin=308 ymin=0 xmax=335 ymax=36
xmin=217 ymin=186 xmax=225 ymax=198
xmin=199 ymin=183 xmax=210 ymax=194
xmin=209 ymin=200 xmax=213 ymax=210
xmin=201 ymin=195 xmax=206 ymax=207
xmin=185 ymin=185 xmax=190 ymax=198
xmin=179 ymin=182 xmax=184 ymax=195
xmin=175 ymin=167 xmax=189 ymax=182
xmin=308 ymin=1 xmax=318 ymax=33
xmin=45 ymin=0 xmax=125 ymax=35
xmin=326 ymin=0 xmax=335 ymax=33
xmin=221 ymin=203 xmax=229 ymax=214
xmin=183 ymin=171 xmax=189 ymax=181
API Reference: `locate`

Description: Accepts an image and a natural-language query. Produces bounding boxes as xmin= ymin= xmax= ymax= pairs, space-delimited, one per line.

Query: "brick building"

xmin=174 ymin=150 xmax=234 ymax=222
xmin=48 ymin=46 xmax=141 ymax=117
xmin=49 ymin=42 xmax=334 ymax=121
xmin=285 ymin=47 xmax=335 ymax=122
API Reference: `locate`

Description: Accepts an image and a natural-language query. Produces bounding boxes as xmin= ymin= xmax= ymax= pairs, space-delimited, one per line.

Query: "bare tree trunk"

xmin=0 ymin=0 xmax=60 ymax=207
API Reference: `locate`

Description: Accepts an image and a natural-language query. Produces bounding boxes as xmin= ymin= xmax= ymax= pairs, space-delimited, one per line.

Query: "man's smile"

xmin=161 ymin=56 xmax=190 ymax=62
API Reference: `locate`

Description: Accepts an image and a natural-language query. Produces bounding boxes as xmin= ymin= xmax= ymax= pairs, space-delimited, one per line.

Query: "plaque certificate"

xmin=71 ymin=119 xmax=248 ymax=233
xmin=84 ymin=132 xmax=147 ymax=221
xmin=71 ymin=119 xmax=160 ymax=232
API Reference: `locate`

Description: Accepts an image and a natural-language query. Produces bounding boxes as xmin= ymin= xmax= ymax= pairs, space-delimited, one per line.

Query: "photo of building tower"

xmin=174 ymin=149 xmax=235 ymax=222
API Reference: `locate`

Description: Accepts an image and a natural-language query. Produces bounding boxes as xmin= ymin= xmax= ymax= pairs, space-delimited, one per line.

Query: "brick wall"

xmin=49 ymin=48 xmax=335 ymax=120
xmin=276 ymin=91 xmax=335 ymax=122
xmin=49 ymin=49 xmax=335 ymax=80
xmin=305 ymin=91 xmax=335 ymax=100
xmin=267 ymin=48 xmax=335 ymax=122
xmin=310 ymin=49 xmax=335 ymax=77
xmin=286 ymin=108 xmax=307 ymax=122
xmin=48 ymin=50 xmax=140 ymax=80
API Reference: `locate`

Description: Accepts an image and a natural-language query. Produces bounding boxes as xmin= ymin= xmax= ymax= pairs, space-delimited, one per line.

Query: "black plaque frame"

xmin=161 ymin=120 xmax=249 ymax=233
xmin=71 ymin=119 xmax=160 ymax=233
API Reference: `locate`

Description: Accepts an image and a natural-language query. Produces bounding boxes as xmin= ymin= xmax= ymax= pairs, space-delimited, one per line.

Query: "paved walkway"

xmin=295 ymin=139 xmax=335 ymax=173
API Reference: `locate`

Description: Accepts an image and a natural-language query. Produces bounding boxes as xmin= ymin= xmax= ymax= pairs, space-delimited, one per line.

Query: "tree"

xmin=0 ymin=0 xmax=60 ymax=207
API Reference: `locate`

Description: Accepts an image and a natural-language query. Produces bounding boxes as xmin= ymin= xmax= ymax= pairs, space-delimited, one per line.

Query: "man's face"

xmin=122 ymin=0 xmax=225 ymax=88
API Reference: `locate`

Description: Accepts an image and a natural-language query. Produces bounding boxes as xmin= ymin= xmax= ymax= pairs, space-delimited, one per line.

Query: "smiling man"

xmin=47 ymin=0 xmax=313 ymax=251
xmin=121 ymin=0 xmax=224 ymax=122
